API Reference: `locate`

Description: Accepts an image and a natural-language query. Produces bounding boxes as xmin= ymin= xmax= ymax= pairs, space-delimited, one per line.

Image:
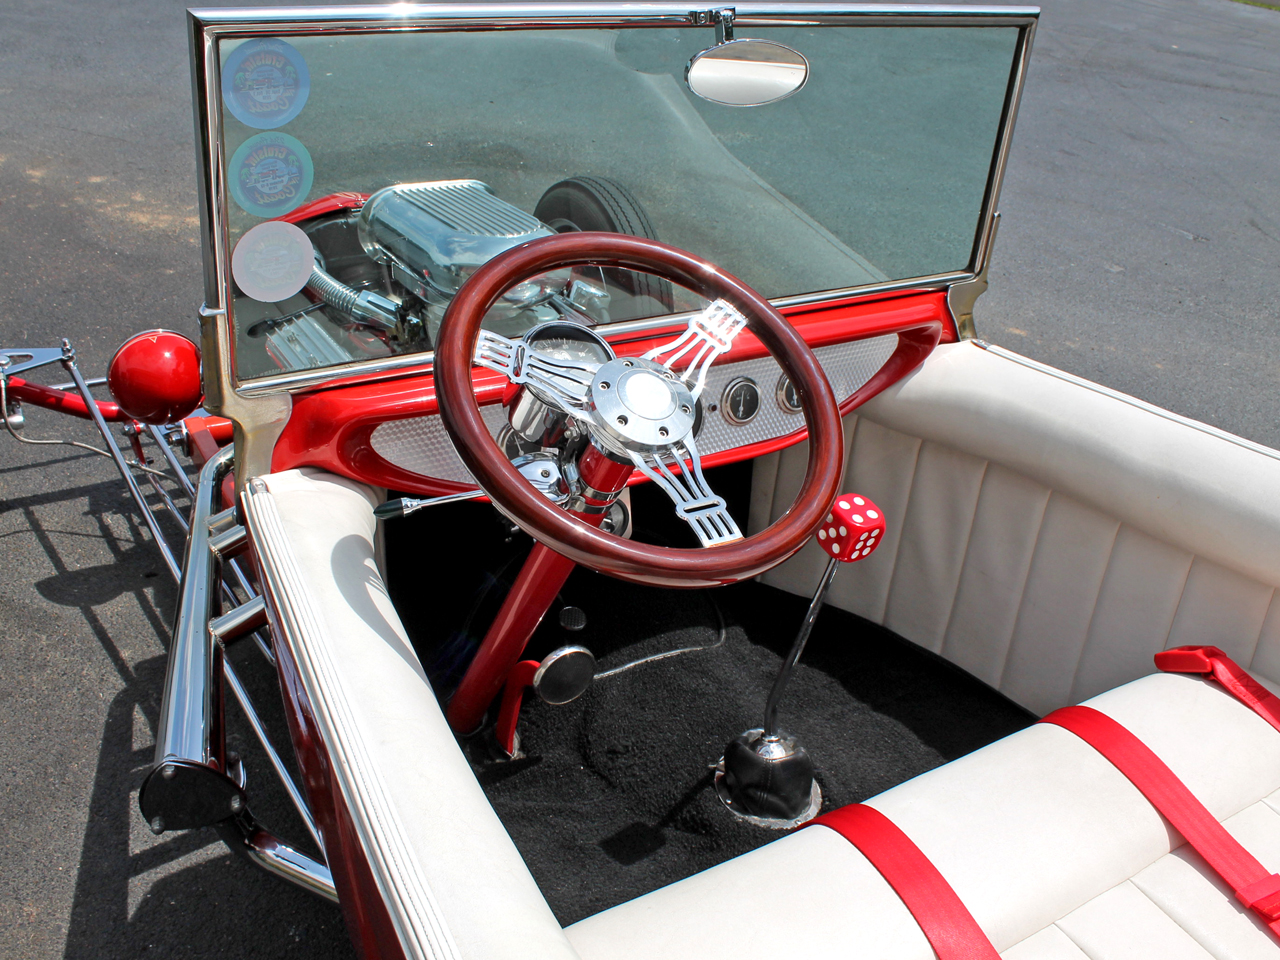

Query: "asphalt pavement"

xmin=1 ymin=0 xmax=1278 ymax=956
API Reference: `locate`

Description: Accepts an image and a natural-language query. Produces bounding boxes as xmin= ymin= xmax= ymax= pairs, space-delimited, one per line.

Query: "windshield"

xmin=214 ymin=20 xmax=1024 ymax=382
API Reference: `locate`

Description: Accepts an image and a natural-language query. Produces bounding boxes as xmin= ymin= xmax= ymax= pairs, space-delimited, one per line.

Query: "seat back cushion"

xmin=751 ymin=341 xmax=1280 ymax=714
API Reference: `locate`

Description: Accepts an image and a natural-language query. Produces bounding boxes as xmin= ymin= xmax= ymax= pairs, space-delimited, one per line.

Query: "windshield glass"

xmin=216 ymin=22 xmax=1022 ymax=381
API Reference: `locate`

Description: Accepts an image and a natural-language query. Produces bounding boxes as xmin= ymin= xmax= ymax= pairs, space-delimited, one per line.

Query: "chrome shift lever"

xmin=716 ymin=493 xmax=887 ymax=826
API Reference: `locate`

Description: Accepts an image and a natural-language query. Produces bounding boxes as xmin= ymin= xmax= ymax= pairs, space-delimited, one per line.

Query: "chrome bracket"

xmin=690 ymin=7 xmax=735 ymax=42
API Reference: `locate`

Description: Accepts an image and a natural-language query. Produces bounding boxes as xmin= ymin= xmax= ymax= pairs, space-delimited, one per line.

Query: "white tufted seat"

xmin=566 ymin=671 xmax=1280 ymax=960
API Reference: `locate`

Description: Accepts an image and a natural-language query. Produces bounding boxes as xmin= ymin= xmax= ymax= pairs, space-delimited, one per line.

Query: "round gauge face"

xmin=776 ymin=374 xmax=802 ymax=414
xmin=721 ymin=377 xmax=761 ymax=425
xmin=524 ymin=322 xmax=613 ymax=364
xmin=530 ymin=336 xmax=610 ymax=363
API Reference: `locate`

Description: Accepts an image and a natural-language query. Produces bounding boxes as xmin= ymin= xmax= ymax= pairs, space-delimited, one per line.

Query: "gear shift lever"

xmin=716 ymin=493 xmax=887 ymax=826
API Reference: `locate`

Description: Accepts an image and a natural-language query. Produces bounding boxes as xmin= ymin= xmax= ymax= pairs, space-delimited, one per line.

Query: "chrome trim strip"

xmin=235 ymin=272 xmax=967 ymax=398
xmin=190 ymin=4 xmax=1039 ymax=31
xmin=958 ymin=13 xmax=1036 ymax=335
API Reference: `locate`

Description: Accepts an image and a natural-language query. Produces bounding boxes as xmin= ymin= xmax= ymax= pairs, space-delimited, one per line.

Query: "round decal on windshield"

xmin=231 ymin=220 xmax=315 ymax=303
xmin=228 ymin=132 xmax=314 ymax=218
xmin=221 ymin=38 xmax=310 ymax=129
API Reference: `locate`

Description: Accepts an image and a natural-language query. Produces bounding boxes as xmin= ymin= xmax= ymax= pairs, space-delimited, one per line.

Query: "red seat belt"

xmin=1155 ymin=645 xmax=1280 ymax=735
xmin=807 ymin=804 xmax=1000 ymax=960
xmin=1041 ymin=703 xmax=1280 ymax=938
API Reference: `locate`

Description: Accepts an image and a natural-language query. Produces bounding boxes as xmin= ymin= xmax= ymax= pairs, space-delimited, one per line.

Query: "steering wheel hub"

xmin=590 ymin=357 xmax=696 ymax=451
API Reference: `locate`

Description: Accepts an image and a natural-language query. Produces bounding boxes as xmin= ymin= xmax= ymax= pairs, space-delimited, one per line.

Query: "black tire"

xmin=535 ymin=176 xmax=674 ymax=314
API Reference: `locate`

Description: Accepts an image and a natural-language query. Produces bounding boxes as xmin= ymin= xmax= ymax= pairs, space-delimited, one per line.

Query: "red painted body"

xmin=184 ymin=415 xmax=235 ymax=466
xmin=5 ymin=375 xmax=128 ymax=422
xmin=446 ymin=544 xmax=579 ymax=734
xmin=446 ymin=442 xmax=634 ymax=733
xmin=273 ymin=289 xmax=951 ymax=496
xmin=278 ymin=192 xmax=370 ymax=224
xmin=495 ymin=660 xmax=541 ymax=757
xmin=107 ymin=330 xmax=203 ymax=425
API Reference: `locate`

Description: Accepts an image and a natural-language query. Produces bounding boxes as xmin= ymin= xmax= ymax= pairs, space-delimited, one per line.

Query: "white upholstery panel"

xmin=1165 ymin=560 xmax=1275 ymax=667
xmin=851 ymin=343 xmax=1280 ymax=587
xmin=881 ymin=442 xmax=987 ymax=654
xmin=1053 ymin=881 xmax=1218 ymax=960
xmin=247 ymin=469 xmax=580 ymax=960
xmin=999 ymin=494 xmax=1120 ymax=714
xmin=940 ymin=464 xmax=1050 ymax=688
xmin=1068 ymin=526 xmax=1192 ymax=705
xmin=754 ymin=342 xmax=1280 ymax=711
xmin=567 ymin=673 xmax=1280 ymax=960
xmin=1002 ymin=926 xmax=1092 ymax=960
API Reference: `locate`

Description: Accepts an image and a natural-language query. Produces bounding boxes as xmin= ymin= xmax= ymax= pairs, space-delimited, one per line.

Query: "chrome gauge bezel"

xmin=775 ymin=373 xmax=802 ymax=415
xmin=720 ymin=376 xmax=761 ymax=426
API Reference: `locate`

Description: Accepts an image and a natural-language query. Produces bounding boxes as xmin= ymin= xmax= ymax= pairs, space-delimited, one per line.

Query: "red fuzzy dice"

xmin=816 ymin=493 xmax=886 ymax=562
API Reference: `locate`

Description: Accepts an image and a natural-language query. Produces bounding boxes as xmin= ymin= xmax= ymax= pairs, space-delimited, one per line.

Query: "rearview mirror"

xmin=686 ymin=39 xmax=809 ymax=107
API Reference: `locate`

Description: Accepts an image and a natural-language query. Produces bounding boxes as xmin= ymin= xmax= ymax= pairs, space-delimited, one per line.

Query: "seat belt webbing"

xmin=1155 ymin=644 xmax=1280 ymax=735
xmin=1041 ymin=704 xmax=1280 ymax=938
xmin=807 ymin=804 xmax=1000 ymax=960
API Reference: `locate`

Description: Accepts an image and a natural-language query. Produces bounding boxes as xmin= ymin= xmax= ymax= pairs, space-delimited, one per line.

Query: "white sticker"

xmin=231 ymin=220 xmax=314 ymax=303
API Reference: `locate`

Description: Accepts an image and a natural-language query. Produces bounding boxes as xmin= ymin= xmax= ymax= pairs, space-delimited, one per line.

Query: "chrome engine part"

xmin=357 ymin=180 xmax=555 ymax=303
xmin=305 ymin=261 xmax=399 ymax=331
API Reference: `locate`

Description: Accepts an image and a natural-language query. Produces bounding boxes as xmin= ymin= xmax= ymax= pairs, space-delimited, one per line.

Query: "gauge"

xmin=721 ymin=377 xmax=761 ymax=425
xmin=776 ymin=374 xmax=802 ymax=414
xmin=523 ymin=321 xmax=613 ymax=364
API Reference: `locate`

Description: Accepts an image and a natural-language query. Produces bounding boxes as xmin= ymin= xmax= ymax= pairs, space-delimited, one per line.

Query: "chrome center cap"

xmin=590 ymin=357 xmax=696 ymax=452
xmin=619 ymin=369 xmax=677 ymax=419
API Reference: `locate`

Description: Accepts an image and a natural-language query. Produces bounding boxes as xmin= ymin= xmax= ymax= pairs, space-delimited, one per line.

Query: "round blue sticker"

xmin=222 ymin=38 xmax=310 ymax=130
xmin=228 ymin=132 xmax=314 ymax=218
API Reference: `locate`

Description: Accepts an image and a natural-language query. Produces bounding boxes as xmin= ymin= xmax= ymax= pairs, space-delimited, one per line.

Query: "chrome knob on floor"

xmin=717 ymin=493 xmax=887 ymax=827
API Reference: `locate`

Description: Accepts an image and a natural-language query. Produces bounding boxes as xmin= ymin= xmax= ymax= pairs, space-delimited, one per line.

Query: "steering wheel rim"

xmin=434 ymin=231 xmax=844 ymax=588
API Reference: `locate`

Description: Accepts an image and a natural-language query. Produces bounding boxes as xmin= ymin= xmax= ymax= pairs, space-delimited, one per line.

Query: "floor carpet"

xmin=386 ymin=469 xmax=1035 ymax=925
xmin=469 ymin=569 xmax=1035 ymax=925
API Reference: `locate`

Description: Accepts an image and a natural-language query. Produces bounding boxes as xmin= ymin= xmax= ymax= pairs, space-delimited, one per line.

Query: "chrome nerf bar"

xmin=139 ymin=446 xmax=244 ymax=832
xmin=5 ymin=341 xmax=334 ymax=899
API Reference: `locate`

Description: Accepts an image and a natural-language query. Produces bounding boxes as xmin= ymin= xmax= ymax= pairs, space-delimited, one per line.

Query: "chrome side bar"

xmin=11 ymin=342 xmax=334 ymax=900
xmin=216 ymin=811 xmax=338 ymax=903
xmin=139 ymin=446 xmax=244 ymax=832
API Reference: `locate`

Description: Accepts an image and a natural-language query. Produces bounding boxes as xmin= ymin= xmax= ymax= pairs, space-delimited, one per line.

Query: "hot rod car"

xmin=7 ymin=4 xmax=1280 ymax=959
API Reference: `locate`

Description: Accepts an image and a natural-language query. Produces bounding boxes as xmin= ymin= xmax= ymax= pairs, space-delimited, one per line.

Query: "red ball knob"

xmin=816 ymin=493 xmax=886 ymax=562
xmin=107 ymin=330 xmax=203 ymax=425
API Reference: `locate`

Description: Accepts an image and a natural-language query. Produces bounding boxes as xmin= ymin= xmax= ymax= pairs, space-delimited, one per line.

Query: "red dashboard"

xmin=270 ymin=288 xmax=952 ymax=496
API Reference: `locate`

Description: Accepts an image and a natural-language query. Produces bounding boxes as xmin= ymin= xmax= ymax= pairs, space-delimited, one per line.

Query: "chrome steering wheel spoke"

xmin=475 ymin=329 xmax=600 ymax=421
xmin=628 ymin=434 xmax=743 ymax=546
xmin=640 ymin=299 xmax=747 ymax=400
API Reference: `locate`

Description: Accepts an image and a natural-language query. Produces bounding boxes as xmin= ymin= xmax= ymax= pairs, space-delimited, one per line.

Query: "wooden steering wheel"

xmin=433 ymin=232 xmax=844 ymax=589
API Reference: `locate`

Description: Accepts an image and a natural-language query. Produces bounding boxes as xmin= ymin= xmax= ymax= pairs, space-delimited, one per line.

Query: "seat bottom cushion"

xmin=565 ymin=672 xmax=1280 ymax=960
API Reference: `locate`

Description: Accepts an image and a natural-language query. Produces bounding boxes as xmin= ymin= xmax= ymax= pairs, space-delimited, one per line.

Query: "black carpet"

xmin=468 ymin=571 xmax=1035 ymax=925
xmin=386 ymin=470 xmax=1035 ymax=926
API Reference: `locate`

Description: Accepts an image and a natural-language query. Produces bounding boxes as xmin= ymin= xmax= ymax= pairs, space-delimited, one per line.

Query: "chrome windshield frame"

xmin=189 ymin=2 xmax=1039 ymax=410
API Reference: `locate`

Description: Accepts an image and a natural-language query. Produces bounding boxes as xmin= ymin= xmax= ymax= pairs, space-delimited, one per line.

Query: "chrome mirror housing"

xmin=686 ymin=36 xmax=809 ymax=107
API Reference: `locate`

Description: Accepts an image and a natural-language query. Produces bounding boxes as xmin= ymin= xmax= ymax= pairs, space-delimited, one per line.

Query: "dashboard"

xmin=271 ymin=289 xmax=952 ymax=497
